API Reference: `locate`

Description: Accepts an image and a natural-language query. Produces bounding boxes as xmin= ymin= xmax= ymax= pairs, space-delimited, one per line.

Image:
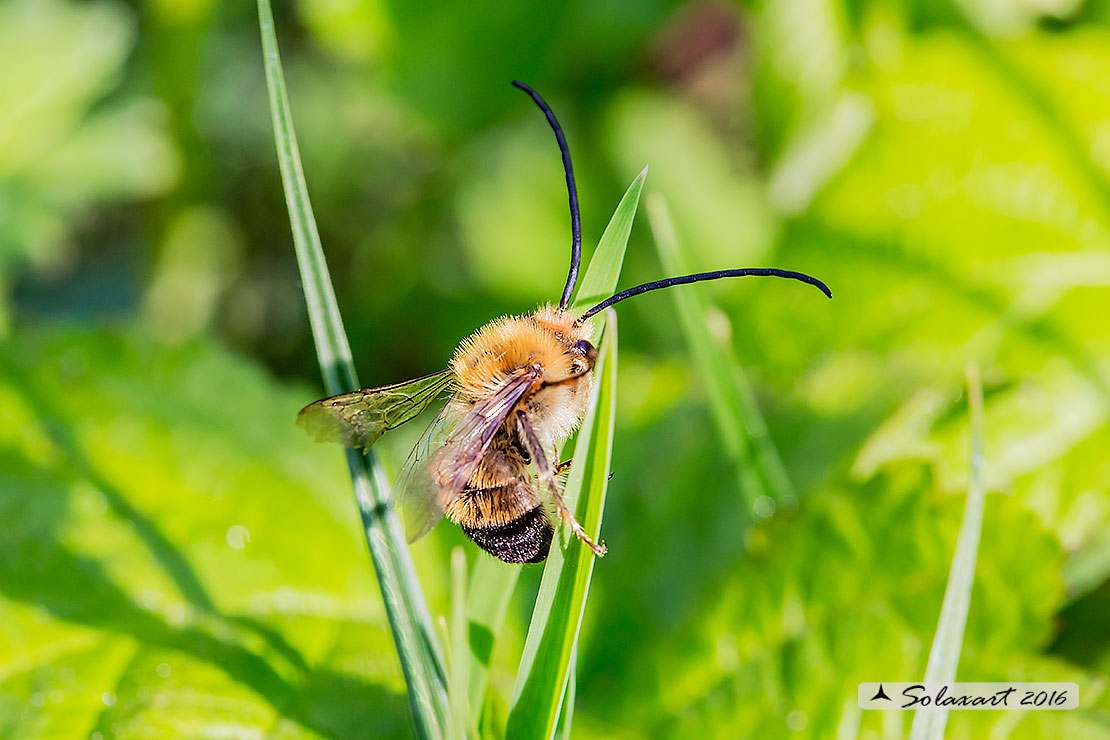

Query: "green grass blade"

xmin=463 ymin=167 xmax=645 ymax=727
xmin=499 ymin=167 xmax=643 ymax=738
xmin=506 ymin=309 xmax=618 ymax=740
xmin=555 ymin=646 xmax=577 ymax=740
xmin=646 ymin=194 xmax=794 ymax=517
xmin=465 ymin=557 xmax=520 ymax=718
xmin=257 ymin=2 xmax=448 ymax=737
xmin=571 ymin=166 xmax=648 ymax=320
xmin=909 ymin=363 xmax=987 ymax=740
xmin=449 ymin=548 xmax=470 ymax=740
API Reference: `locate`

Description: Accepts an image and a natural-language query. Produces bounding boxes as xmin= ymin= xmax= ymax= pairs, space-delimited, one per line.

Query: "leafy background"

xmin=2 ymin=0 xmax=1109 ymax=738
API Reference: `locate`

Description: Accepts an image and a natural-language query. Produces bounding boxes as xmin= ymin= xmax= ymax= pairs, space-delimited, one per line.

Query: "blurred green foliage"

xmin=1 ymin=0 xmax=1109 ymax=737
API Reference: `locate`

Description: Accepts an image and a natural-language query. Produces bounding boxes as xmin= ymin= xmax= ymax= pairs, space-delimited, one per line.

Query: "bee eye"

xmin=575 ymin=340 xmax=597 ymax=361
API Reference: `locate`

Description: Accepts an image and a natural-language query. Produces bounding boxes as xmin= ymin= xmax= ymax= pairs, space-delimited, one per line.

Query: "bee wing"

xmin=392 ymin=399 xmax=465 ymax=543
xmin=296 ymin=369 xmax=455 ymax=452
xmin=394 ymin=367 xmax=542 ymax=543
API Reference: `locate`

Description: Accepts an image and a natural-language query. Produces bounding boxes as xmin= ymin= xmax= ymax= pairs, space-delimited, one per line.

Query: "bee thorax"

xmin=450 ymin=305 xmax=594 ymax=448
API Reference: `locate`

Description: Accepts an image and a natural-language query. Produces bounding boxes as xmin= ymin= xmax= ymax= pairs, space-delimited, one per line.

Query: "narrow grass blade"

xmin=555 ymin=646 xmax=577 ymax=740
xmin=571 ymin=166 xmax=648 ymax=321
xmin=449 ymin=548 xmax=470 ymax=740
xmin=909 ymin=363 xmax=987 ymax=740
xmin=257 ymin=2 xmax=448 ymax=736
xmin=465 ymin=557 xmax=520 ymax=718
xmin=506 ymin=309 xmax=618 ymax=740
xmin=463 ymin=167 xmax=645 ymax=725
xmin=646 ymin=194 xmax=794 ymax=517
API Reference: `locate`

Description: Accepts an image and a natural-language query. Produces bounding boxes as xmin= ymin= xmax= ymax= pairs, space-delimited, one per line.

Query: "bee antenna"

xmin=574 ymin=268 xmax=833 ymax=324
xmin=512 ymin=80 xmax=581 ymax=311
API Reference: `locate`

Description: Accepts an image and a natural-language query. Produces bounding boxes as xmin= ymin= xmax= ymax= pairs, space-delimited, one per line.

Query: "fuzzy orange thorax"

xmin=450 ymin=305 xmax=591 ymax=401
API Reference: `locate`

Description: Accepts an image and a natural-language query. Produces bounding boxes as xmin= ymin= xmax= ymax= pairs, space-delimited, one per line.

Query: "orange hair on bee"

xmin=450 ymin=305 xmax=591 ymax=402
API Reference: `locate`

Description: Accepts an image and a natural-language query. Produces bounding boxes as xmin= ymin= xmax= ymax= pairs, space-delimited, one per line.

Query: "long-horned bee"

xmin=298 ymin=81 xmax=831 ymax=564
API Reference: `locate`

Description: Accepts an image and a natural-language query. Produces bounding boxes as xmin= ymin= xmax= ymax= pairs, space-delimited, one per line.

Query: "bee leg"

xmin=515 ymin=411 xmax=607 ymax=557
xmin=555 ymin=458 xmax=573 ymax=475
xmin=550 ymin=481 xmax=607 ymax=557
xmin=540 ymin=370 xmax=590 ymax=390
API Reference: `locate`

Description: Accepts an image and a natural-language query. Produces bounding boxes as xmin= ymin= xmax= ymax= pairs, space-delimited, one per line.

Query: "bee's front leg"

xmin=539 ymin=370 xmax=590 ymax=390
xmin=514 ymin=410 xmax=606 ymax=557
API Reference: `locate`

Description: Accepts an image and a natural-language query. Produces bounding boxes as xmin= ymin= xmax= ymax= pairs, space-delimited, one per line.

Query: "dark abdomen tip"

xmin=460 ymin=506 xmax=553 ymax=564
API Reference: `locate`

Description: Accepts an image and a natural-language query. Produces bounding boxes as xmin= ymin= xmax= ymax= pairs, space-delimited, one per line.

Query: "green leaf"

xmin=641 ymin=471 xmax=1078 ymax=739
xmin=647 ymin=194 xmax=796 ymax=518
xmin=910 ymin=364 xmax=987 ymax=740
xmin=506 ymin=309 xmax=618 ymax=740
xmin=256 ymin=1 xmax=448 ymax=736
xmin=0 ymin=328 xmax=423 ymax=739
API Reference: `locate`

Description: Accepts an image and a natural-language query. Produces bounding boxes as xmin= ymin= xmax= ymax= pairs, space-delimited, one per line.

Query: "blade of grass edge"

xmin=257 ymin=3 xmax=448 ymax=737
xmin=506 ymin=309 xmax=618 ymax=740
xmin=464 ymin=167 xmax=645 ymax=723
xmin=646 ymin=194 xmax=794 ymax=518
xmin=909 ymin=363 xmax=986 ymax=740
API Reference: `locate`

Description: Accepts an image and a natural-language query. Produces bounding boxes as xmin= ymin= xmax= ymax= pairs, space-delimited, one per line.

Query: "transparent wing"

xmin=393 ymin=398 xmax=465 ymax=543
xmin=296 ymin=369 xmax=454 ymax=452
xmin=394 ymin=367 xmax=542 ymax=543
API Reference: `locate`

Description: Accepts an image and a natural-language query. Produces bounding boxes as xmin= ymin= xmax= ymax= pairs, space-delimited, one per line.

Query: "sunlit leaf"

xmin=0 ymin=329 xmax=417 ymax=739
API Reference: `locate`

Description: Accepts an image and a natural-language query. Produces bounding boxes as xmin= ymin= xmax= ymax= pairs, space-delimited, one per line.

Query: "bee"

xmin=298 ymin=81 xmax=832 ymax=564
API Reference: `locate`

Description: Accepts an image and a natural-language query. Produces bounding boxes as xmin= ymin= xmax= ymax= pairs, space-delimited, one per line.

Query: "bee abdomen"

xmin=460 ymin=506 xmax=553 ymax=564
